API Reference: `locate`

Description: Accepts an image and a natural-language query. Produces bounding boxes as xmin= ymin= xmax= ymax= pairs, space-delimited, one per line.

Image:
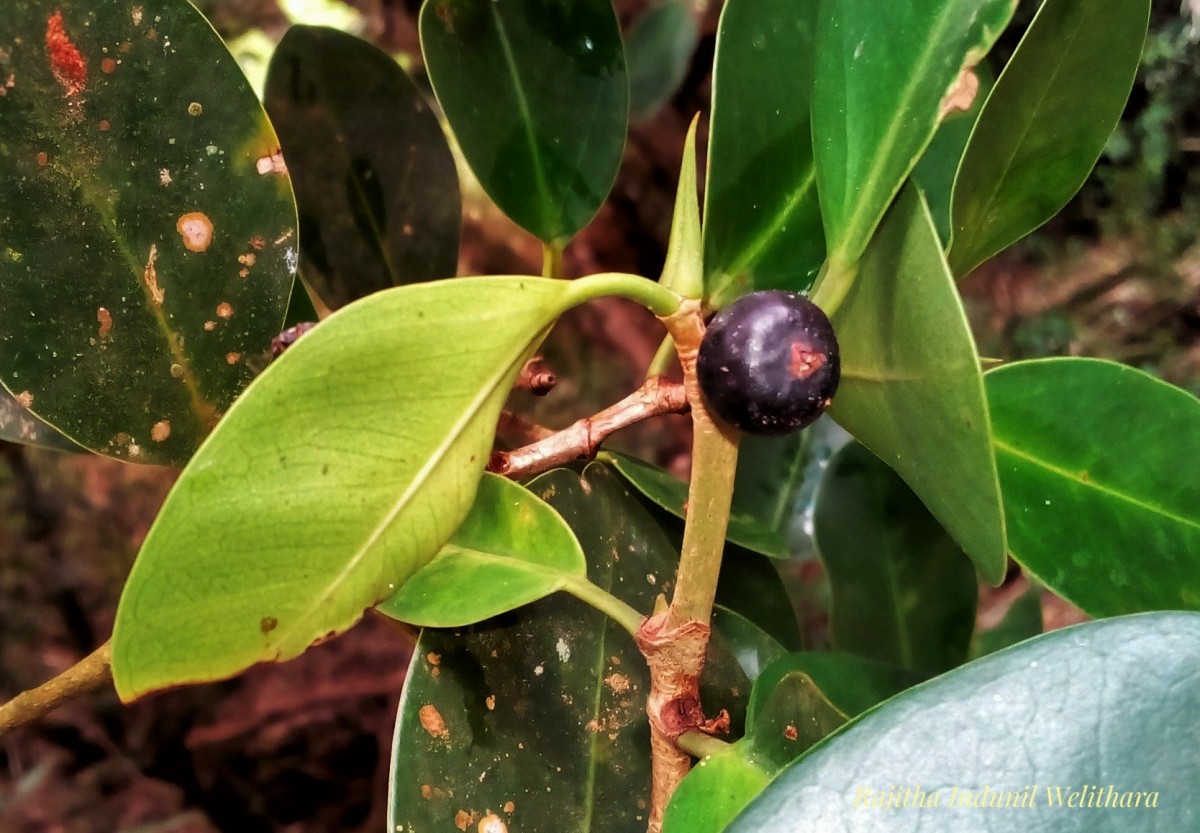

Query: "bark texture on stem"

xmin=0 ymin=641 xmax=112 ymax=738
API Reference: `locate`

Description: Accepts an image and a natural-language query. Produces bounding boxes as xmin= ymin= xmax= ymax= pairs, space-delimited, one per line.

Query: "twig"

xmin=514 ymin=356 xmax=558 ymax=396
xmin=0 ymin=641 xmax=113 ymax=738
xmin=488 ymin=377 xmax=688 ymax=479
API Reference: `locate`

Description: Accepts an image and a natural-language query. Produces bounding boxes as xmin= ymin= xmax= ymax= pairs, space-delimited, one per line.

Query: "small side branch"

xmin=489 ymin=377 xmax=688 ymax=479
xmin=0 ymin=641 xmax=113 ymax=738
xmin=515 ymin=356 xmax=557 ymax=396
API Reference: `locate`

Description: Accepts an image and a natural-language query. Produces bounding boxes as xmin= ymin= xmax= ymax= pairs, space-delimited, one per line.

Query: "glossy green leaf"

xmin=378 ymin=473 xmax=585 ymax=626
xmin=729 ymin=613 xmax=1200 ymax=833
xmin=948 ymin=0 xmax=1151 ymax=276
xmin=601 ymin=450 xmax=787 ymax=559
xmin=264 ymin=25 xmax=460 ymax=311
xmin=0 ymin=388 xmax=83 ymax=452
xmin=970 ymin=582 xmax=1042 ymax=658
xmin=815 ymin=442 xmax=978 ymax=676
xmin=715 ymin=552 xmax=804 ymax=653
xmin=712 ymin=607 xmax=788 ymax=683
xmin=626 ymin=0 xmax=698 ymax=122
xmin=703 ymin=0 xmax=823 ymax=307
xmin=820 ymin=184 xmax=1006 ymax=583
xmin=0 ymin=0 xmax=297 ymax=466
xmin=664 ymin=652 xmax=916 ymax=833
xmin=112 ymin=276 xmax=580 ymax=701
xmin=420 ymin=0 xmax=627 ymax=244
xmin=911 ymin=62 xmax=993 ymax=247
xmin=812 ymin=0 xmax=1015 ymax=269
xmin=388 ymin=463 xmax=748 ymax=833
xmin=660 ymin=117 xmax=703 ymax=300
xmin=989 ymin=358 xmax=1200 ymax=615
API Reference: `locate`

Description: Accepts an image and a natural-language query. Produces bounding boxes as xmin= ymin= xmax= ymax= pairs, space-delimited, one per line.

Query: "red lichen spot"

xmin=98 ymin=118 xmax=110 ymax=131
xmin=426 ymin=652 xmax=440 ymax=666
xmin=502 ymin=801 xmax=515 ymax=814
xmin=454 ymin=810 xmax=474 ymax=831
xmin=150 ymin=420 xmax=171 ymax=442
xmin=485 ymin=695 xmax=496 ymax=711
xmin=36 ymin=151 xmax=48 ymax=167
xmin=216 ymin=302 xmax=233 ymax=320
xmin=46 ymin=11 xmax=88 ymax=97
xmin=100 ymin=57 xmax=116 ymax=74
xmin=788 ymin=341 xmax=827 ymax=380
xmin=418 ymin=704 xmax=449 ymax=739
xmin=203 ymin=320 xmax=216 ymax=332
xmin=238 ymin=253 xmax=257 ymax=267
xmin=225 ymin=352 xmax=241 ymax=365
xmin=176 ymin=211 xmax=214 ymax=253
xmin=784 ymin=724 xmax=799 ymax=741
xmin=248 ymin=235 xmax=266 ymax=250
xmin=478 ymin=814 xmax=507 ymax=833
xmin=96 ymin=307 xmax=112 ymax=339
xmin=260 ymin=616 xmax=278 ymax=633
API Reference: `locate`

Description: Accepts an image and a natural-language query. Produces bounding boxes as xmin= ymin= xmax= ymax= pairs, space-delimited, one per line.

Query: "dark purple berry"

xmin=697 ymin=290 xmax=840 ymax=435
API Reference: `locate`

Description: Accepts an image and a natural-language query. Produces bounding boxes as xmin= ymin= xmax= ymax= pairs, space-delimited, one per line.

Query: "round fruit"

xmin=696 ymin=290 xmax=840 ymax=435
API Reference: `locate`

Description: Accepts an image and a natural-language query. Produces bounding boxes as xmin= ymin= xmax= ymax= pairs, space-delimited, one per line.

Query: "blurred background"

xmin=2 ymin=0 xmax=1198 ymax=830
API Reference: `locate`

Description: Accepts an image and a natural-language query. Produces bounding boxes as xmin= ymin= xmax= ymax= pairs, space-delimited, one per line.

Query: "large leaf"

xmin=988 ymin=358 xmax=1200 ymax=615
xmin=812 ymin=0 xmax=1015 ymax=269
xmin=814 ymin=442 xmax=977 ymax=676
xmin=948 ymin=0 xmax=1151 ymax=277
xmin=703 ymin=0 xmax=823 ymax=306
xmin=264 ymin=27 xmax=457 ymax=306
xmin=728 ymin=613 xmax=1200 ymax=832
xmin=819 ymin=184 xmax=1006 ymax=582
xmin=0 ymin=0 xmax=297 ymax=466
xmin=663 ymin=652 xmax=917 ymax=833
xmin=626 ymin=0 xmax=698 ymax=122
xmin=378 ymin=473 xmax=586 ymax=626
xmin=264 ymin=25 xmax=459 ymax=311
xmin=111 ymin=277 xmax=580 ymax=701
xmin=388 ymin=463 xmax=748 ymax=833
xmin=420 ymin=0 xmax=627 ymax=244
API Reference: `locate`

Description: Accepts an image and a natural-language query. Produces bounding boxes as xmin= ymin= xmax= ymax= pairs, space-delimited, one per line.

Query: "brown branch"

xmin=514 ymin=356 xmax=558 ymax=396
xmin=496 ymin=410 xmax=555 ymax=447
xmin=0 ymin=641 xmax=113 ymax=738
xmin=488 ymin=377 xmax=688 ymax=479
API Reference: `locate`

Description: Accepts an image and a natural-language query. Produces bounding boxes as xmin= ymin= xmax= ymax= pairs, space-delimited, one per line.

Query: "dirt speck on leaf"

xmin=260 ymin=616 xmax=278 ymax=633
xmin=216 ymin=302 xmax=233 ymax=320
xmin=96 ymin=307 xmax=112 ymax=339
xmin=603 ymin=673 xmax=631 ymax=694
xmin=177 ymin=212 xmax=214 ymax=253
xmin=418 ymin=704 xmax=448 ymax=739
xmin=502 ymin=801 xmax=515 ymax=814
xmin=131 ymin=6 xmax=143 ymax=26
xmin=485 ymin=695 xmax=496 ymax=711
xmin=14 ymin=391 xmax=33 ymax=409
xmin=225 ymin=352 xmax=241 ymax=365
xmin=159 ymin=168 xmax=172 ymax=186
xmin=150 ymin=420 xmax=170 ymax=442
xmin=203 ymin=321 xmax=216 ymax=332
xmin=143 ymin=244 xmax=163 ymax=304
xmin=256 ymin=149 xmax=287 ymax=176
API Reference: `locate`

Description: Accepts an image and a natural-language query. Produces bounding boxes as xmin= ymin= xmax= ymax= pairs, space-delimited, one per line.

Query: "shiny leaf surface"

xmin=822 ymin=184 xmax=1006 ymax=582
xmin=703 ymin=0 xmax=823 ymax=306
xmin=812 ymin=0 xmax=1014 ymax=268
xmin=420 ymin=0 xmax=627 ymax=243
xmin=949 ymin=0 xmax=1151 ymax=276
xmin=729 ymin=614 xmax=1200 ymax=833
xmin=815 ymin=442 xmax=978 ymax=676
xmin=0 ymin=0 xmax=297 ymax=465
xmin=626 ymin=0 xmax=698 ymax=122
xmin=265 ymin=25 xmax=460 ymax=310
xmin=112 ymin=277 xmax=577 ymax=700
xmin=989 ymin=358 xmax=1200 ymax=615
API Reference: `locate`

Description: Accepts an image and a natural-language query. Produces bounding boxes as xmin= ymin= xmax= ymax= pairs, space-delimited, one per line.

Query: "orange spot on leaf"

xmin=100 ymin=57 xmax=116 ymax=74
xmin=96 ymin=307 xmax=112 ymax=339
xmin=176 ymin=212 xmax=214 ymax=253
xmin=46 ymin=11 xmax=88 ymax=96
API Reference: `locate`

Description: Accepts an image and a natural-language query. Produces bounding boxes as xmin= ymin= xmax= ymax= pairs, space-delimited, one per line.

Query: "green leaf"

xmin=264 ymin=25 xmax=460 ymax=310
xmin=112 ymin=276 xmax=577 ymax=701
xmin=378 ymin=473 xmax=585 ymax=627
xmin=0 ymin=1 xmax=297 ymax=466
xmin=660 ymin=117 xmax=703 ymax=300
xmin=728 ymin=613 xmax=1200 ymax=833
xmin=988 ymin=358 xmax=1200 ymax=615
xmin=712 ymin=607 xmax=788 ymax=682
xmin=812 ymin=0 xmax=1015 ymax=269
xmin=948 ymin=0 xmax=1151 ymax=276
xmin=815 ymin=442 xmax=978 ymax=676
xmin=821 ymin=184 xmax=1006 ymax=582
xmin=715 ymin=552 xmax=804 ymax=653
xmin=601 ymin=450 xmax=788 ymax=559
xmin=626 ymin=0 xmax=698 ymax=122
xmin=0 ymin=388 xmax=83 ymax=452
xmin=911 ymin=62 xmax=994 ymax=247
xmin=388 ymin=463 xmax=748 ymax=833
xmin=703 ymin=0 xmax=823 ymax=307
xmin=970 ymin=581 xmax=1042 ymax=658
xmin=420 ymin=0 xmax=627 ymax=244
xmin=664 ymin=652 xmax=916 ymax=833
